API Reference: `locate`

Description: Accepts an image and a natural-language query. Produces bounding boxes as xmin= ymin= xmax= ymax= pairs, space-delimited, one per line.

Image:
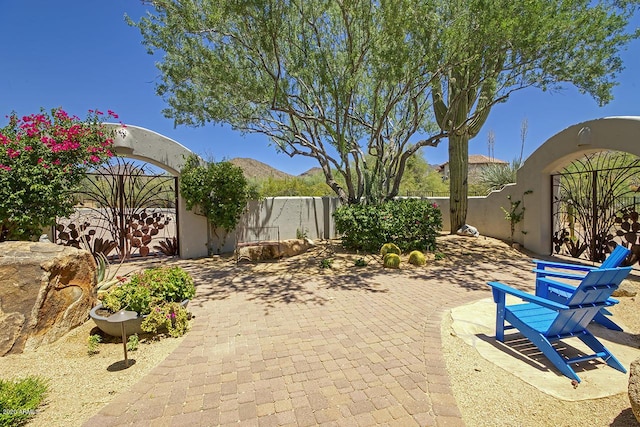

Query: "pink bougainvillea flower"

xmin=54 ymin=109 xmax=69 ymax=120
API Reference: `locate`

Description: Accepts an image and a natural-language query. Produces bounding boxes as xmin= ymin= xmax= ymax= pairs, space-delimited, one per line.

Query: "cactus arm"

xmin=432 ymin=78 xmax=451 ymax=131
xmin=468 ymin=49 xmax=505 ymax=137
xmin=467 ymin=87 xmax=493 ymax=137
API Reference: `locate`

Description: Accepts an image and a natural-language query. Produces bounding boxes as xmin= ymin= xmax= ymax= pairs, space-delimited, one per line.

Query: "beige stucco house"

xmin=438 ymin=154 xmax=508 ymax=184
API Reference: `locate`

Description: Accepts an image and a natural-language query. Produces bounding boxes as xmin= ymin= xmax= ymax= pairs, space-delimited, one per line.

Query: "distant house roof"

xmin=468 ymin=154 xmax=508 ymax=165
xmin=437 ymin=154 xmax=508 ymax=171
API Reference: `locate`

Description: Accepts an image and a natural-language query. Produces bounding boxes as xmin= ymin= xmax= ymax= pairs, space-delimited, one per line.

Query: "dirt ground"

xmin=2 ymin=235 xmax=639 ymax=426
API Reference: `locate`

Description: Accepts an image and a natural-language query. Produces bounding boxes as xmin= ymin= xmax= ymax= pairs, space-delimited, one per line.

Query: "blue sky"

xmin=1 ymin=1 xmax=639 ymax=175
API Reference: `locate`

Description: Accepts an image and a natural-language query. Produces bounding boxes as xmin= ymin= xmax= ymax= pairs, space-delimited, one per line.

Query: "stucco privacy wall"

xmin=107 ymin=124 xmax=209 ymax=259
xmin=104 ymin=117 xmax=640 ymax=258
xmin=210 ymin=197 xmax=341 ymax=253
xmin=105 ymin=124 xmax=342 ymax=258
xmin=438 ymin=117 xmax=640 ymax=255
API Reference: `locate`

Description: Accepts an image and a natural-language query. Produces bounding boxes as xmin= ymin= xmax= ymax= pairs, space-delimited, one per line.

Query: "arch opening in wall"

xmin=550 ymin=150 xmax=640 ymax=265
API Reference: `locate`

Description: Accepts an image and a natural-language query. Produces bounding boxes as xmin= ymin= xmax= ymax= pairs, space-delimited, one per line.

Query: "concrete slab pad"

xmin=450 ymin=297 xmax=638 ymax=401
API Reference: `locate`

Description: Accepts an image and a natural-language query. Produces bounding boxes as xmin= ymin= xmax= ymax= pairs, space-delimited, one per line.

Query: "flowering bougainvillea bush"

xmin=0 ymin=108 xmax=119 ymax=241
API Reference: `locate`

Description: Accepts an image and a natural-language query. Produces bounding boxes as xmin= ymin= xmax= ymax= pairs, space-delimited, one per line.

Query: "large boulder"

xmin=629 ymin=357 xmax=640 ymax=422
xmin=613 ymin=281 xmax=637 ymax=297
xmin=236 ymin=239 xmax=313 ymax=262
xmin=0 ymin=241 xmax=97 ymax=355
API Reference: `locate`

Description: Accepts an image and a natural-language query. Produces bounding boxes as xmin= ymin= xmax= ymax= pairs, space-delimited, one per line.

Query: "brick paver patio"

xmin=83 ymin=254 xmax=527 ymax=427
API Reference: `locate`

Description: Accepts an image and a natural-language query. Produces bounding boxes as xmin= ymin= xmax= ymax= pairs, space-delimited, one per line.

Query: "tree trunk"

xmin=449 ymin=133 xmax=469 ymax=233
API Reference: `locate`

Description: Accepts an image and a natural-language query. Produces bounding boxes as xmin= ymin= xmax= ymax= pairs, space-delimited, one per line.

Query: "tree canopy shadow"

xmin=610 ymin=408 xmax=639 ymax=426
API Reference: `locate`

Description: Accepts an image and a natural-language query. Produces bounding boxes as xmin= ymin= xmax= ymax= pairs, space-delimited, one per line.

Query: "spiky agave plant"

xmin=153 ymin=237 xmax=178 ymax=256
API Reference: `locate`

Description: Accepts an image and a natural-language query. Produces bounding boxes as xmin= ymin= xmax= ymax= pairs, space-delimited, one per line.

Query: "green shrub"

xmin=380 ymin=243 xmax=401 ymax=257
xmin=130 ymin=267 xmax=196 ymax=305
xmin=127 ymin=334 xmax=139 ymax=352
xmin=408 ymin=250 xmax=426 ymax=266
xmin=180 ymin=155 xmax=257 ymax=253
xmin=383 ymin=253 xmax=401 ymax=269
xmin=142 ymin=302 xmax=190 ymax=337
xmin=87 ymin=334 xmax=102 ymax=356
xmin=102 ymin=266 xmax=195 ymax=316
xmin=0 ymin=376 xmax=47 ymax=426
xmin=102 ymin=281 xmax=151 ymax=315
xmin=334 ymin=199 xmax=442 ymax=253
xmin=319 ymin=258 xmax=333 ymax=269
xmin=354 ymin=257 xmax=368 ymax=267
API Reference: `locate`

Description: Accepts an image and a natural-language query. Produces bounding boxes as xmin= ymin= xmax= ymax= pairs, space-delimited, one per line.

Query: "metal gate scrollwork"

xmin=54 ymin=158 xmax=179 ymax=260
xmin=551 ymin=151 xmax=640 ymax=265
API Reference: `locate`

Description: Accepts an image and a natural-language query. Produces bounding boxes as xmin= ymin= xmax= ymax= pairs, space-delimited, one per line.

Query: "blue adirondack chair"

xmin=532 ymin=245 xmax=631 ymax=331
xmin=488 ymin=266 xmax=631 ymax=383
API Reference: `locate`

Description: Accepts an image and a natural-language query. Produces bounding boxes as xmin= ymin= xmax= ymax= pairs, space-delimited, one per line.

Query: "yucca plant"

xmin=479 ymin=160 xmax=521 ymax=192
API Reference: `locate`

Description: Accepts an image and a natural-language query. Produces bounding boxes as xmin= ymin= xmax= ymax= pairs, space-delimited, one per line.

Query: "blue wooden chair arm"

xmin=532 ymin=268 xmax=585 ymax=281
xmin=532 ymin=259 xmax=596 ymax=272
xmin=488 ymin=281 xmax=569 ymax=311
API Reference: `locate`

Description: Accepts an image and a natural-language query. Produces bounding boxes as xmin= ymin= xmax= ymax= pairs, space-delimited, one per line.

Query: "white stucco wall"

xmin=437 ymin=117 xmax=640 ymax=255
xmin=209 ymin=197 xmax=341 ymax=254
xmin=102 ymin=117 xmax=640 ymax=259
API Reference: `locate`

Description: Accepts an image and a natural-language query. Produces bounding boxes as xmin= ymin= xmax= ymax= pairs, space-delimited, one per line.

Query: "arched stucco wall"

xmin=105 ymin=124 xmax=209 ymax=259
xmin=107 ymin=124 xmax=193 ymax=175
xmin=458 ymin=117 xmax=640 ymax=255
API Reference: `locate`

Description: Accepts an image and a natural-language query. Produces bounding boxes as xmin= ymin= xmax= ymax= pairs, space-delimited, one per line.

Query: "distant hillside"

xmin=299 ymin=167 xmax=323 ymax=177
xmin=229 ymin=158 xmax=292 ymax=180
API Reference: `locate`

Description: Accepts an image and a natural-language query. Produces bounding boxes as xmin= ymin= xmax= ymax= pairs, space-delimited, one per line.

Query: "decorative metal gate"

xmin=54 ymin=158 xmax=179 ymax=259
xmin=551 ymin=151 xmax=640 ymax=264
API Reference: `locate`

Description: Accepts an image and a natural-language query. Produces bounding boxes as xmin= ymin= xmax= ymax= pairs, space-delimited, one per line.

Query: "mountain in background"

xmin=298 ymin=167 xmax=323 ymax=177
xmin=229 ymin=158 xmax=322 ymax=180
xmin=229 ymin=158 xmax=292 ymax=180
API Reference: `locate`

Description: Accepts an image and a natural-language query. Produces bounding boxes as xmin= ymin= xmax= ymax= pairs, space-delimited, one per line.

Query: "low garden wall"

xmin=205 ymin=194 xmax=516 ymax=255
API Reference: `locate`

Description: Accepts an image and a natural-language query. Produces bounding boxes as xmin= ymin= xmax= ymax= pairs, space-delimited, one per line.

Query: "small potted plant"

xmin=89 ymin=266 xmax=196 ymax=337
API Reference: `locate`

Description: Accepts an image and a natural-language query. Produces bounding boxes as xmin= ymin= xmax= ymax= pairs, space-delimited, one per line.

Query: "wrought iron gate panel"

xmin=551 ymin=151 xmax=640 ymax=263
xmin=55 ymin=158 xmax=179 ymax=259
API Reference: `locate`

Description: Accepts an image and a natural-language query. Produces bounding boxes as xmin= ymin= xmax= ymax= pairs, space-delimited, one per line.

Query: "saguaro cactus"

xmin=433 ymin=67 xmax=495 ymax=233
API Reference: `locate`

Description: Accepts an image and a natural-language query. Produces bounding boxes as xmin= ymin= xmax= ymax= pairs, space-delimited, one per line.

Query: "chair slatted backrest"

xmin=545 ymin=267 xmax=631 ymax=336
xmin=600 ymin=245 xmax=631 ymax=269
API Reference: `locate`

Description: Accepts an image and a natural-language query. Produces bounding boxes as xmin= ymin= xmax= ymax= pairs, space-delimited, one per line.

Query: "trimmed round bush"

xmin=383 ymin=253 xmax=401 ymax=269
xmin=408 ymin=250 xmax=426 ymax=266
xmin=380 ymin=243 xmax=401 ymax=257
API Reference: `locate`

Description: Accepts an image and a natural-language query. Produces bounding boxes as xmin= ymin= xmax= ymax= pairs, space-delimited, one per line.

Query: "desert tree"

xmin=130 ymin=0 xmax=453 ymax=204
xmin=431 ymin=0 xmax=638 ymax=231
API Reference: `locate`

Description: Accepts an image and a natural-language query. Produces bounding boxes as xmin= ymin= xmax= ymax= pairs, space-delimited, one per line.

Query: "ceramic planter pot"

xmin=89 ymin=300 xmax=190 ymax=337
